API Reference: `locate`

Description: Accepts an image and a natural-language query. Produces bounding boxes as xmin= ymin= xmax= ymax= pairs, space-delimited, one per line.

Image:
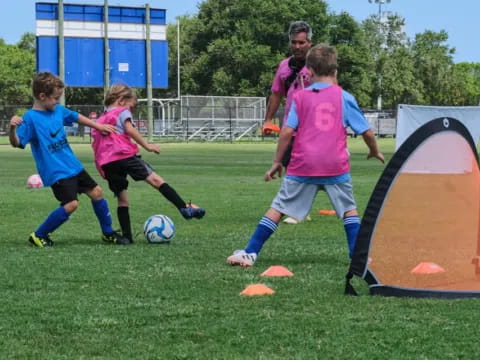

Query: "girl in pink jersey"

xmin=92 ymin=84 xmax=205 ymax=242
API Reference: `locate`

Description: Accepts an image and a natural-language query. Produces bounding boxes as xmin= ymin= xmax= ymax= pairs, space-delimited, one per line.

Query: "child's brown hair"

xmin=32 ymin=72 xmax=64 ymax=99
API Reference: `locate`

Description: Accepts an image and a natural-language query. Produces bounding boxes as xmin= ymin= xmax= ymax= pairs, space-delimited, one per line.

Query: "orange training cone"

xmin=410 ymin=262 xmax=445 ymax=274
xmin=317 ymin=209 xmax=336 ymax=216
xmin=262 ymin=123 xmax=281 ymax=135
xmin=240 ymin=284 xmax=275 ymax=296
xmin=260 ymin=266 xmax=294 ymax=277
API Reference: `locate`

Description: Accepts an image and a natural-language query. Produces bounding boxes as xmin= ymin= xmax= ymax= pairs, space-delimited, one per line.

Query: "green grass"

xmin=1 ymin=140 xmax=480 ymax=359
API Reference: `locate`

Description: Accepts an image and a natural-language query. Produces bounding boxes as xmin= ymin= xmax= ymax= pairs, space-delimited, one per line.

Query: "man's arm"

xmin=264 ymin=126 xmax=295 ymax=181
xmin=361 ymin=129 xmax=384 ymax=163
xmin=262 ymin=92 xmax=283 ymax=135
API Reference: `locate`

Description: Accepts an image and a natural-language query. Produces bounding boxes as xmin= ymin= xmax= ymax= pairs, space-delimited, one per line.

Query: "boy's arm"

xmin=124 ymin=120 xmax=160 ymax=154
xmin=264 ymin=126 xmax=295 ymax=181
xmin=77 ymin=114 xmax=116 ymax=134
xmin=9 ymin=116 xmax=22 ymax=148
xmin=361 ymin=129 xmax=385 ymax=163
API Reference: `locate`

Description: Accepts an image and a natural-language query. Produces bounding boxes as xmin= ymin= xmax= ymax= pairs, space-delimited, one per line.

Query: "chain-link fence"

xmin=0 ymin=98 xmax=396 ymax=142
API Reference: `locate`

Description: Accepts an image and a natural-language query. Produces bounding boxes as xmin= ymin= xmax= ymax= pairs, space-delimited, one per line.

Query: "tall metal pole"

xmin=177 ymin=19 xmax=182 ymax=126
xmin=177 ymin=20 xmax=181 ymax=100
xmin=145 ymin=3 xmax=153 ymax=142
xmin=104 ymin=0 xmax=110 ymax=98
xmin=58 ymin=0 xmax=65 ymax=105
xmin=368 ymin=0 xmax=391 ymax=110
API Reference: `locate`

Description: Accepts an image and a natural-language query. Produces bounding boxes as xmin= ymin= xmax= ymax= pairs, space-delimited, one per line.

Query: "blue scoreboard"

xmin=36 ymin=2 xmax=168 ymax=88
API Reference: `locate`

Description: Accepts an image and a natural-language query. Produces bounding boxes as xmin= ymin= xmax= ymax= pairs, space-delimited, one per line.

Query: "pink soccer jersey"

xmin=287 ymin=85 xmax=349 ymax=177
xmin=271 ymin=57 xmax=311 ymax=124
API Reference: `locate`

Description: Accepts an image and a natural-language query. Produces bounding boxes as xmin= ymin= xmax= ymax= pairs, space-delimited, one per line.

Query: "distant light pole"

xmin=368 ymin=0 xmax=391 ymax=110
xmin=369 ymin=0 xmax=391 ymax=19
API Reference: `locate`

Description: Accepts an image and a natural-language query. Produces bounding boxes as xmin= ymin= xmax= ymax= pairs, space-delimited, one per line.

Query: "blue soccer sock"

xmin=91 ymin=199 xmax=114 ymax=234
xmin=343 ymin=216 xmax=360 ymax=258
xmin=35 ymin=206 xmax=70 ymax=238
xmin=244 ymin=216 xmax=278 ymax=255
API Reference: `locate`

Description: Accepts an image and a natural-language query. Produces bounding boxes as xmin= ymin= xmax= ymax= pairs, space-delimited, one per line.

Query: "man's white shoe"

xmin=227 ymin=250 xmax=257 ymax=267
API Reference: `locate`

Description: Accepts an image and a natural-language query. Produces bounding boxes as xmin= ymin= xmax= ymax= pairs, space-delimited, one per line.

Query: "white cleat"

xmin=227 ymin=250 xmax=257 ymax=267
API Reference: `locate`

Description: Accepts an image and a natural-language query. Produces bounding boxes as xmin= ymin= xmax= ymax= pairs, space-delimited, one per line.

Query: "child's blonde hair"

xmin=306 ymin=44 xmax=338 ymax=77
xmin=104 ymin=83 xmax=136 ymax=107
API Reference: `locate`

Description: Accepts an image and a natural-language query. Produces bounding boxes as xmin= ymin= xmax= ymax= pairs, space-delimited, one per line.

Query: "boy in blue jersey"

xmin=9 ymin=72 xmax=130 ymax=247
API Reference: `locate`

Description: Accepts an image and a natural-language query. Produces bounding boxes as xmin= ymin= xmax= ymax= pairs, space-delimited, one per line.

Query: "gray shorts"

xmin=270 ymin=178 xmax=357 ymax=220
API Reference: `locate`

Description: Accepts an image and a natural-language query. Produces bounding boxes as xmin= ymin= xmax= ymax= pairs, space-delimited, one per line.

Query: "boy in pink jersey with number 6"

xmin=227 ymin=44 xmax=384 ymax=266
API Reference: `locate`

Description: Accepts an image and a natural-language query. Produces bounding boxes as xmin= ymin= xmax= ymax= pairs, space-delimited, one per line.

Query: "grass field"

xmin=1 ymin=139 xmax=480 ymax=359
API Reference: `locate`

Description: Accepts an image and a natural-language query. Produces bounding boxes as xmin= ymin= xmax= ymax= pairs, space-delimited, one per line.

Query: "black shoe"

xmin=29 ymin=232 xmax=54 ymax=247
xmin=180 ymin=204 xmax=206 ymax=220
xmin=102 ymin=231 xmax=132 ymax=245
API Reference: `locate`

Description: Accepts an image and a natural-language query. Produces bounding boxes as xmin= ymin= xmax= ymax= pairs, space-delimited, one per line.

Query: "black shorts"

xmin=102 ymin=155 xmax=153 ymax=195
xmin=51 ymin=170 xmax=98 ymax=205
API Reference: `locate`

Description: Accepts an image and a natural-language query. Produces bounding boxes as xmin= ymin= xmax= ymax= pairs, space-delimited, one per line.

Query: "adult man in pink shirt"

xmin=263 ymin=21 xmax=313 ymax=225
xmin=263 ymin=21 xmax=312 ymax=144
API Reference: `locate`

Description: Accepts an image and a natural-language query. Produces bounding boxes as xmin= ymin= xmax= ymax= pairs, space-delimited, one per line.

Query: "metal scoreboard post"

xmin=35 ymin=2 xmax=168 ymax=88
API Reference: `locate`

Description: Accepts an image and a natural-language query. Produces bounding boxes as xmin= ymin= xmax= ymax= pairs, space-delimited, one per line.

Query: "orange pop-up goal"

xmin=240 ymin=284 xmax=275 ymax=296
xmin=260 ymin=266 xmax=294 ymax=277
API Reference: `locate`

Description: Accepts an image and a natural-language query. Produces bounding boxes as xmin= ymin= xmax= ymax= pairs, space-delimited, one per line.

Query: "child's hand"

xmin=98 ymin=124 xmax=116 ymax=135
xmin=367 ymin=151 xmax=385 ymax=163
xmin=10 ymin=115 xmax=23 ymax=127
xmin=146 ymin=144 xmax=160 ymax=154
xmin=264 ymin=162 xmax=283 ymax=182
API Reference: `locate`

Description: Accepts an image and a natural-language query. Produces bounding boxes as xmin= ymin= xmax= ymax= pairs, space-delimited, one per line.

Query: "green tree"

xmin=411 ymin=30 xmax=455 ymax=105
xmin=179 ymin=0 xmax=329 ymax=96
xmin=447 ymin=62 xmax=480 ymax=105
xmin=329 ymin=12 xmax=374 ymax=107
xmin=361 ymin=13 xmax=422 ymax=109
xmin=17 ymin=32 xmax=36 ymax=54
xmin=0 ymin=41 xmax=35 ymax=105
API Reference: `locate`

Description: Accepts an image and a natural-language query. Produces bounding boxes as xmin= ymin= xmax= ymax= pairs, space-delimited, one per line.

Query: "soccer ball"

xmin=27 ymin=174 xmax=43 ymax=188
xmin=143 ymin=214 xmax=175 ymax=244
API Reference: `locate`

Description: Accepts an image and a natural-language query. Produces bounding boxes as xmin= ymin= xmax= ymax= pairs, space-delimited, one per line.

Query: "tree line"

xmin=1 ymin=0 xmax=479 ymax=110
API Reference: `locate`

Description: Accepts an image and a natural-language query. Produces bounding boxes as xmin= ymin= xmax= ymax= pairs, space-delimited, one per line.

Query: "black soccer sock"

xmin=158 ymin=183 xmax=187 ymax=209
xmin=117 ymin=206 xmax=132 ymax=241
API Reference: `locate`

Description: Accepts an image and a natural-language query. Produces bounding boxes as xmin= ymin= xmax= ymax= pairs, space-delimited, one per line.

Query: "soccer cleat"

xmin=102 ymin=231 xmax=132 ymax=245
xmin=283 ymin=216 xmax=300 ymax=224
xmin=227 ymin=250 xmax=257 ymax=267
xmin=180 ymin=204 xmax=206 ymax=220
xmin=29 ymin=232 xmax=54 ymax=247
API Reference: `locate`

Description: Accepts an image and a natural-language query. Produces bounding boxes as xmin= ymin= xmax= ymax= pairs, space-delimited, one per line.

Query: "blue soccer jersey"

xmin=16 ymin=105 xmax=84 ymax=186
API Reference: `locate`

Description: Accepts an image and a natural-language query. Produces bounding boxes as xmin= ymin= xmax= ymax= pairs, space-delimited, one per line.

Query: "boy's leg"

xmin=79 ymin=170 xmax=130 ymax=245
xmin=227 ymin=209 xmax=282 ymax=267
xmin=324 ymin=183 xmax=359 ymax=258
xmin=228 ymin=179 xmax=315 ymax=267
xmin=30 ymin=205 xmax=71 ymax=247
xmin=343 ymin=210 xmax=360 ymax=258
xmin=29 ymin=178 xmax=81 ymax=247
